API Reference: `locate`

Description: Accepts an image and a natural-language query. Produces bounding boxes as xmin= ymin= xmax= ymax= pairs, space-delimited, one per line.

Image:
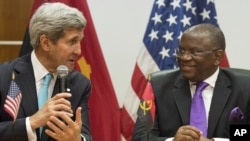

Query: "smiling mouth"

xmin=180 ymin=65 xmax=195 ymax=71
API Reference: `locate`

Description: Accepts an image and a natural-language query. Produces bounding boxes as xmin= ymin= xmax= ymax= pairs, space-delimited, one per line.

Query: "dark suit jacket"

xmin=0 ymin=53 xmax=92 ymax=141
xmin=133 ymin=68 xmax=250 ymax=141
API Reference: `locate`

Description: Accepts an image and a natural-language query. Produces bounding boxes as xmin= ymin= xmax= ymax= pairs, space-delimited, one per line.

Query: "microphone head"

xmin=57 ymin=65 xmax=68 ymax=78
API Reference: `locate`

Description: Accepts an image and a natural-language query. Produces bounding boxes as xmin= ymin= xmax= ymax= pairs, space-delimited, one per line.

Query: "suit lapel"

xmin=207 ymin=71 xmax=231 ymax=137
xmin=173 ymin=77 xmax=192 ymax=125
xmin=13 ymin=55 xmax=39 ymax=118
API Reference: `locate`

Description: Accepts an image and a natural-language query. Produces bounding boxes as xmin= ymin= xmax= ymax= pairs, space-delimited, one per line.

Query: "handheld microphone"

xmin=56 ymin=65 xmax=68 ymax=92
xmin=56 ymin=65 xmax=70 ymax=123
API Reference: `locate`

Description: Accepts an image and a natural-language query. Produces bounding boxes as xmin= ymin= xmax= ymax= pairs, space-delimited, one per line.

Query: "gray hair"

xmin=29 ymin=2 xmax=87 ymax=48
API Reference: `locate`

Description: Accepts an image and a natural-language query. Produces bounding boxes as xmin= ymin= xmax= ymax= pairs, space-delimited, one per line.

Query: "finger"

xmin=46 ymin=118 xmax=66 ymax=140
xmin=57 ymin=111 xmax=82 ymax=140
xmin=52 ymin=93 xmax=72 ymax=100
xmin=181 ymin=126 xmax=201 ymax=140
xmin=174 ymin=129 xmax=194 ymax=141
xmin=45 ymin=128 xmax=65 ymax=141
xmin=52 ymin=97 xmax=72 ymax=108
xmin=54 ymin=97 xmax=71 ymax=105
xmin=57 ymin=110 xmax=73 ymax=117
xmin=75 ymin=107 xmax=82 ymax=126
xmin=53 ymin=104 xmax=73 ymax=115
xmin=48 ymin=115 xmax=67 ymax=132
xmin=183 ymin=125 xmax=202 ymax=135
xmin=60 ymin=107 xmax=82 ymax=129
xmin=45 ymin=129 xmax=60 ymax=140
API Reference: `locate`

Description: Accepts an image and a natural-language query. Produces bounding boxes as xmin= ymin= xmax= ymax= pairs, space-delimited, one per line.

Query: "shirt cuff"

xmin=213 ymin=138 xmax=229 ymax=141
xmin=165 ymin=137 xmax=174 ymax=141
xmin=26 ymin=117 xmax=37 ymax=141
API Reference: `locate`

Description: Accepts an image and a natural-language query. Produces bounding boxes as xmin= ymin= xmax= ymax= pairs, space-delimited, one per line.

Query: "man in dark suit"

xmin=133 ymin=23 xmax=250 ymax=141
xmin=0 ymin=2 xmax=92 ymax=141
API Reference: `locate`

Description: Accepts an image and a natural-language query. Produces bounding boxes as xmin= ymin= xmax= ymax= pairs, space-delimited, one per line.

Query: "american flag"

xmin=120 ymin=0 xmax=229 ymax=140
xmin=4 ymin=74 xmax=22 ymax=121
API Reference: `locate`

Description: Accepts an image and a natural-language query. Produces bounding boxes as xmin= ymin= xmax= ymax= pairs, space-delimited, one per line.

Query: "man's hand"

xmin=45 ymin=107 xmax=82 ymax=141
xmin=173 ymin=125 xmax=202 ymax=141
xmin=29 ymin=93 xmax=73 ymax=130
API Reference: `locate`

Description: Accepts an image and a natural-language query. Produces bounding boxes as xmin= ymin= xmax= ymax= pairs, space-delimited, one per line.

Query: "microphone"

xmin=56 ymin=65 xmax=70 ymax=124
xmin=56 ymin=65 xmax=68 ymax=92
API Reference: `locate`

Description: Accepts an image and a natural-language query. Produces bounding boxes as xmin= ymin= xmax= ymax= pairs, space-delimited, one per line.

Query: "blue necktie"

xmin=38 ymin=74 xmax=52 ymax=108
xmin=190 ymin=82 xmax=209 ymax=137
xmin=38 ymin=73 xmax=52 ymax=137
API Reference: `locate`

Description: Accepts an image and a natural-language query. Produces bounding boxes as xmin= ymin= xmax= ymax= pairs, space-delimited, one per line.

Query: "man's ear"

xmin=40 ymin=34 xmax=50 ymax=51
xmin=214 ymin=50 xmax=225 ymax=65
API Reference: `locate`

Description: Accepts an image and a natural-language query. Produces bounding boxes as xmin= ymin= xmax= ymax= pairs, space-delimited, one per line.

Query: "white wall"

xmin=87 ymin=0 xmax=250 ymax=107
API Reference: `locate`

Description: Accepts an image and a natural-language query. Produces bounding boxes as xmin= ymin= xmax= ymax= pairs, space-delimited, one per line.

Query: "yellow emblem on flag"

xmin=77 ymin=56 xmax=92 ymax=79
xmin=139 ymin=100 xmax=152 ymax=115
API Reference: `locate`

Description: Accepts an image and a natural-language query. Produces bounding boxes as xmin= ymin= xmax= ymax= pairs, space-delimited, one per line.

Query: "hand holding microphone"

xmin=45 ymin=65 xmax=82 ymax=141
xmin=56 ymin=65 xmax=72 ymax=119
xmin=30 ymin=65 xmax=71 ymax=130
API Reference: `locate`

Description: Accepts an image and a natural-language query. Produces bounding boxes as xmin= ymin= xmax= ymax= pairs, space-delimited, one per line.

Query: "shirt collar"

xmin=31 ymin=51 xmax=55 ymax=82
xmin=189 ymin=67 xmax=219 ymax=88
xmin=204 ymin=67 xmax=219 ymax=88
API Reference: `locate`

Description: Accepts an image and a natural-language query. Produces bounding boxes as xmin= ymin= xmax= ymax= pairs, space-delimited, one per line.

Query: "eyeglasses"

xmin=177 ymin=48 xmax=220 ymax=57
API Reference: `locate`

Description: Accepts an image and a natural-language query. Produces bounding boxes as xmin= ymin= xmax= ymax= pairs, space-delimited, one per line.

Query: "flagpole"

xmin=12 ymin=72 xmax=15 ymax=141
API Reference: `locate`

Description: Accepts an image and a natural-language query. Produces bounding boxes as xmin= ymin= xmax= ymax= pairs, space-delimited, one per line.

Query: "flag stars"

xmin=166 ymin=14 xmax=177 ymax=26
xmin=148 ymin=29 xmax=159 ymax=41
xmin=151 ymin=13 xmax=162 ymax=25
xmin=162 ymin=30 xmax=173 ymax=43
xmin=191 ymin=7 xmax=197 ymax=15
xmin=170 ymin=0 xmax=181 ymax=10
xmin=183 ymin=0 xmax=193 ymax=12
xmin=159 ymin=47 xmax=170 ymax=59
xmin=181 ymin=15 xmax=191 ymax=27
xmin=200 ymin=9 xmax=211 ymax=21
xmin=214 ymin=15 xmax=218 ymax=21
xmin=177 ymin=32 xmax=183 ymax=40
xmin=156 ymin=0 xmax=165 ymax=8
xmin=173 ymin=49 xmax=178 ymax=57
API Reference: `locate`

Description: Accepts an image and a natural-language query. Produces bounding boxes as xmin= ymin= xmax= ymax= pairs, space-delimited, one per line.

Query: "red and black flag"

xmin=137 ymin=80 xmax=156 ymax=132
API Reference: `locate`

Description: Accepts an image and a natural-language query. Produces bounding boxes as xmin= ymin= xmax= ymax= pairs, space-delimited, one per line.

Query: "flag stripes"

xmin=4 ymin=80 xmax=22 ymax=121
